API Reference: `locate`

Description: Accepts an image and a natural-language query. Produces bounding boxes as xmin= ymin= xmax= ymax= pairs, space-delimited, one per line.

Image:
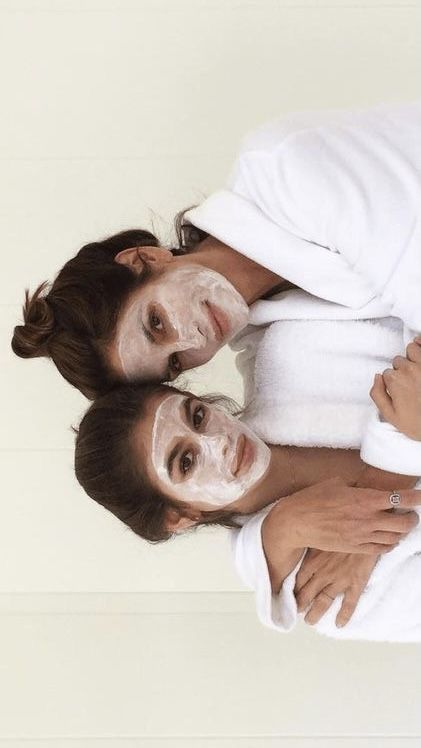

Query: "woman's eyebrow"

xmin=141 ymin=323 xmax=155 ymax=344
xmin=183 ymin=397 xmax=194 ymax=424
xmin=167 ymin=443 xmax=181 ymax=479
xmin=166 ymin=400 xmax=194 ymax=478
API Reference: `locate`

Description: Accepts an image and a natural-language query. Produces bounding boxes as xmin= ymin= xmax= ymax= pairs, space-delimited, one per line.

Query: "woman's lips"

xmin=204 ymin=301 xmax=230 ymax=342
xmin=231 ymin=433 xmax=255 ymax=478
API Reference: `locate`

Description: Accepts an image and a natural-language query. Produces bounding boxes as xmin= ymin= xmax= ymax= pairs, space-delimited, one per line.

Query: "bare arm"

xmin=261 ymin=520 xmax=304 ymax=596
xmin=355 ymin=464 xmax=418 ymax=491
xmin=261 ymin=477 xmax=419 ymax=596
xmin=294 ymin=465 xmax=418 ymax=626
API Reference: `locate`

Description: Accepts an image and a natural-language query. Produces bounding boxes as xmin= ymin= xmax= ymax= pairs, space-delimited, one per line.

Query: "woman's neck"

xmin=188 ymin=236 xmax=287 ymax=304
xmin=232 ymin=445 xmax=296 ymax=514
xmin=232 ymin=445 xmax=365 ymax=516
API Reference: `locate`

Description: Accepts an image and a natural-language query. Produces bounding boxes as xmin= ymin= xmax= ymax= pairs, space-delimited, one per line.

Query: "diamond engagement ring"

xmin=389 ymin=491 xmax=402 ymax=508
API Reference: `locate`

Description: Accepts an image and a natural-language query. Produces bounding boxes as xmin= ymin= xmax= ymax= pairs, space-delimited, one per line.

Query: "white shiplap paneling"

xmin=0 ymin=448 xmax=242 ymax=593
xmin=2 ymin=0 xmax=421 ymax=745
xmin=0 ymin=612 xmax=420 ymax=738
xmin=2 ymin=740 xmax=421 ymax=748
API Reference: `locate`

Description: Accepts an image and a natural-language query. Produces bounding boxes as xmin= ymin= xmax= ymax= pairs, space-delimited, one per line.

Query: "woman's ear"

xmin=114 ymin=246 xmax=174 ymax=276
xmin=164 ymin=507 xmax=201 ymax=534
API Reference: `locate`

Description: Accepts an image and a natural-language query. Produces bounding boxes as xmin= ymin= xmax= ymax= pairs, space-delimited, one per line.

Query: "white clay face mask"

xmin=151 ymin=394 xmax=271 ymax=507
xmin=117 ymin=264 xmax=249 ymax=380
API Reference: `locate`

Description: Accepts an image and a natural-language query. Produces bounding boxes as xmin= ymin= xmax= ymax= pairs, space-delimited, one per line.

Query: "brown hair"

xmin=174 ymin=206 xmax=208 ymax=251
xmin=11 ymin=230 xmax=176 ymax=399
xmin=74 ymin=383 xmax=240 ymax=543
xmin=11 ymin=208 xmax=209 ymax=399
xmin=11 ymin=207 xmax=210 ymax=400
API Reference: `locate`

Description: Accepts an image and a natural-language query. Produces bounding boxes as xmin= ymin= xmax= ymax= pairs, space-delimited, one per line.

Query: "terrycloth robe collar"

xmin=185 ymin=190 xmax=381 ymax=310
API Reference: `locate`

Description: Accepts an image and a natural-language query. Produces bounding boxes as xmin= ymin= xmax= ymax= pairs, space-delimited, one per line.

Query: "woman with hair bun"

xmin=12 ymin=229 xmax=166 ymax=399
xmin=11 ymin=221 xmax=262 ymax=399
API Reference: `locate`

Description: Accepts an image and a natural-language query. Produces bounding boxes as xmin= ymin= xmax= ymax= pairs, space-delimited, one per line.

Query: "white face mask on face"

xmin=117 ymin=264 xmax=249 ymax=380
xmin=150 ymin=394 xmax=271 ymax=507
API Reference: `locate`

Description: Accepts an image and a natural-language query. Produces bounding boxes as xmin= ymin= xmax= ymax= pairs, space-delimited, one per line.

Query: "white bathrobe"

xmin=185 ymin=102 xmax=421 ymax=475
xmin=232 ymin=313 xmax=421 ymax=642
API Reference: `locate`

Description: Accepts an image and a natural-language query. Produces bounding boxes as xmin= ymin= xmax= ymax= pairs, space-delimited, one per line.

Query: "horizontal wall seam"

xmin=0 ymin=155 xmax=233 ymax=162
xmin=1 ymin=733 xmax=421 ymax=740
xmin=0 ymin=448 xmax=74 ymax=452
xmin=0 ymin=592 xmax=254 ymax=614
xmin=0 ymin=5 xmax=418 ymax=12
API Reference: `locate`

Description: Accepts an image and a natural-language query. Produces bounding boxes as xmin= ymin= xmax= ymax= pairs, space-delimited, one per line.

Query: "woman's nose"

xmin=172 ymin=326 xmax=205 ymax=352
xmin=164 ymin=317 xmax=179 ymax=344
xmin=181 ymin=342 xmax=215 ymax=369
xmin=222 ymin=438 xmax=230 ymax=458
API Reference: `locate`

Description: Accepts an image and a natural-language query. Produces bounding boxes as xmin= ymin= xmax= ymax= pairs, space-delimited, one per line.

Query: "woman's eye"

xmin=192 ymin=405 xmax=205 ymax=429
xmin=169 ymin=353 xmax=181 ymax=377
xmin=149 ymin=311 xmax=163 ymax=331
xmin=180 ymin=450 xmax=194 ymax=475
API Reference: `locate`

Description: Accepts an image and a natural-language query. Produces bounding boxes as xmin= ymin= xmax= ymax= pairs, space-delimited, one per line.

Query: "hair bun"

xmin=11 ymin=282 xmax=56 ymax=359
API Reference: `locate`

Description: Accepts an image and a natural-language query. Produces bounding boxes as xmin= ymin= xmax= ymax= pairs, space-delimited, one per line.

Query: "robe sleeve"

xmin=232 ymin=506 xmax=302 ymax=632
xmin=233 ymin=508 xmax=421 ymax=642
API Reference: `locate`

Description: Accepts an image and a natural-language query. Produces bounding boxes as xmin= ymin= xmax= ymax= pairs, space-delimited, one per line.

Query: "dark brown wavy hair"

xmin=74 ymin=383 xmax=240 ymax=543
xmin=11 ymin=209 xmax=207 ymax=399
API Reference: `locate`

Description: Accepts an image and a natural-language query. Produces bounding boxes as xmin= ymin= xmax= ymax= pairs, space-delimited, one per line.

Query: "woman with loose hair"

xmin=74 ymin=318 xmax=421 ymax=641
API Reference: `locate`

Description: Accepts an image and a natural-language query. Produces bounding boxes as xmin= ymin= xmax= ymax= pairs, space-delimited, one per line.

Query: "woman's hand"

xmin=370 ymin=337 xmax=421 ymax=440
xmin=294 ymin=549 xmax=377 ymax=627
xmin=265 ymin=477 xmax=419 ymax=555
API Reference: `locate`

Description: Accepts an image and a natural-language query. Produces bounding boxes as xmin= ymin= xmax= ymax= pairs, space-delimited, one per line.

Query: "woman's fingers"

xmin=357 ymin=542 xmax=399 ymax=555
xmin=368 ymin=530 xmax=408 ymax=545
xmin=392 ymin=355 xmax=411 ymax=371
xmin=406 ymin=339 xmax=421 ymax=364
xmin=371 ymin=489 xmax=421 ymax=511
xmin=382 ymin=368 xmax=398 ymax=388
xmin=370 ymin=373 xmax=395 ymax=422
xmin=372 ymin=509 xmax=419 ymax=532
xmin=355 ymin=510 xmax=419 ymax=548
xmin=336 ymin=586 xmax=363 ymax=628
xmin=294 ymin=566 xmax=314 ymax=594
xmin=296 ymin=573 xmax=328 ymax=612
xmin=294 ymin=550 xmax=325 ymax=593
xmin=304 ymin=586 xmax=338 ymax=625
xmin=306 ymin=580 xmax=371 ymax=628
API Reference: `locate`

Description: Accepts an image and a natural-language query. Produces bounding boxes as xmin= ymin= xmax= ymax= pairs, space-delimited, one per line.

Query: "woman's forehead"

xmin=133 ymin=391 xmax=193 ymax=484
xmin=148 ymin=390 xmax=184 ymax=426
xmin=137 ymin=390 xmax=190 ymax=442
xmin=152 ymin=393 xmax=195 ymax=446
xmin=130 ymin=389 xmax=177 ymax=461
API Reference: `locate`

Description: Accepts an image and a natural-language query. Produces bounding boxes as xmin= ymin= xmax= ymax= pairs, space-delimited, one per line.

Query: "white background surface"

xmin=1 ymin=0 xmax=420 ymax=745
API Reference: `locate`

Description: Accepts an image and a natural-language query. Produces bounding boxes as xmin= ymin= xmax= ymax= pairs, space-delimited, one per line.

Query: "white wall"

xmin=1 ymin=0 xmax=420 ymax=745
